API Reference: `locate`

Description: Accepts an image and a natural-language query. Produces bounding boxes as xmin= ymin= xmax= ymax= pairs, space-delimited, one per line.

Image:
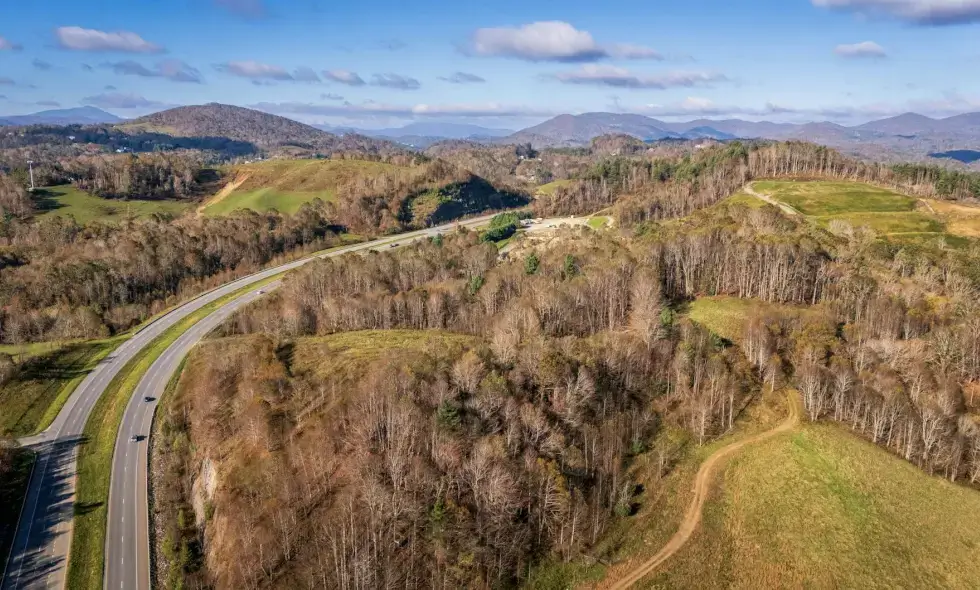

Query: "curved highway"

xmin=1 ymin=214 xmax=504 ymax=590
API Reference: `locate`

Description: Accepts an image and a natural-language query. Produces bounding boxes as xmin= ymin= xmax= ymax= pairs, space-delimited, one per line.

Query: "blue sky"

xmin=0 ymin=0 xmax=978 ymax=129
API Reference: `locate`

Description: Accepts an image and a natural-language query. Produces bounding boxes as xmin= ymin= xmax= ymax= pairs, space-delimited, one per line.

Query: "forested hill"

xmin=117 ymin=104 xmax=401 ymax=156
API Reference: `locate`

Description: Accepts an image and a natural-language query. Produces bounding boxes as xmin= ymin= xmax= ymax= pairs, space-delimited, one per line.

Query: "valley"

xmin=1 ymin=104 xmax=980 ymax=590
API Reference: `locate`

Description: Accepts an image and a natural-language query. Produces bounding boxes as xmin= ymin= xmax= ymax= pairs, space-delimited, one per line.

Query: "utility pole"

xmin=27 ymin=160 xmax=35 ymax=192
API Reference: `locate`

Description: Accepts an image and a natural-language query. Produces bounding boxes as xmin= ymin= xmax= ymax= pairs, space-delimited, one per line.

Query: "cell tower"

xmin=27 ymin=160 xmax=35 ymax=192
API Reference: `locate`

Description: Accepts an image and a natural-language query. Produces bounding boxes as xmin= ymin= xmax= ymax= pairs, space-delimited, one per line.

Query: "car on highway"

xmin=257 ymin=289 xmax=265 ymax=295
xmin=144 ymin=396 xmax=153 ymax=402
xmin=390 ymin=243 xmax=399 ymax=248
xmin=130 ymin=434 xmax=140 ymax=442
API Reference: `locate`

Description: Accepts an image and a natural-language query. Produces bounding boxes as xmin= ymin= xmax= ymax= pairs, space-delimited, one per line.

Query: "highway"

xmin=105 ymin=214 xmax=590 ymax=590
xmin=0 ymin=214 xmax=502 ymax=590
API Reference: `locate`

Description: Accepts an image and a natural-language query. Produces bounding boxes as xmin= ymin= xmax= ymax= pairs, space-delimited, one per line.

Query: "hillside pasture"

xmin=202 ymin=158 xmax=408 ymax=215
xmin=752 ymin=181 xmax=917 ymax=216
xmin=32 ymin=185 xmax=191 ymax=223
xmin=645 ymin=423 xmax=980 ymax=589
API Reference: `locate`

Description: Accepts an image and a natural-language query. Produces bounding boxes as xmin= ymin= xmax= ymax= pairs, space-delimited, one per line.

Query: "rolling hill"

xmin=118 ymin=103 xmax=399 ymax=155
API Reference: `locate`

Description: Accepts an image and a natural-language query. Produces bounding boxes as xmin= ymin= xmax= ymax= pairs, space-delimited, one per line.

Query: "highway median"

xmin=66 ymin=273 xmax=283 ymax=590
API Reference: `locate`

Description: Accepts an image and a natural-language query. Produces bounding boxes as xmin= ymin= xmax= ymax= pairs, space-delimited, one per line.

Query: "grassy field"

xmin=291 ymin=330 xmax=478 ymax=383
xmin=818 ymin=211 xmax=944 ymax=234
xmin=536 ymin=179 xmax=574 ymax=196
xmin=750 ymin=181 xmax=965 ymax=244
xmin=202 ymin=188 xmax=333 ymax=216
xmin=752 ymin=181 xmax=917 ymax=216
xmin=33 ymin=186 xmax=191 ymax=224
xmin=923 ymin=199 xmax=980 ymax=238
xmin=723 ymin=191 xmax=767 ymax=209
xmin=67 ymin=273 xmax=283 ymax=590
xmin=202 ymin=158 xmax=407 ymax=216
xmin=686 ymin=296 xmax=822 ymax=343
xmin=588 ymin=216 xmax=610 ymax=230
xmin=0 ymin=337 xmax=125 ymax=438
xmin=642 ymin=423 xmax=980 ymax=589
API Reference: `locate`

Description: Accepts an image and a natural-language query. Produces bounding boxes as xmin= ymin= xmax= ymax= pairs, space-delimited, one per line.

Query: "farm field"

xmin=201 ymin=158 xmax=408 ymax=215
xmin=32 ymin=185 xmax=191 ymax=223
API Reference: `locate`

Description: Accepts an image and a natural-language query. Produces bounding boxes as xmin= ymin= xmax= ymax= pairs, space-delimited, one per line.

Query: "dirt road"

xmin=743 ymin=183 xmax=801 ymax=216
xmin=605 ymin=391 xmax=801 ymax=589
xmin=196 ymin=172 xmax=251 ymax=215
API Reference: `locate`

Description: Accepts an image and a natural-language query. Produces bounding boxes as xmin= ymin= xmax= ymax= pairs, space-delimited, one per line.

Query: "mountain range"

xmin=499 ymin=112 xmax=980 ymax=166
xmin=0 ymin=106 xmax=122 ymax=126
xmin=315 ymin=121 xmax=515 ymax=148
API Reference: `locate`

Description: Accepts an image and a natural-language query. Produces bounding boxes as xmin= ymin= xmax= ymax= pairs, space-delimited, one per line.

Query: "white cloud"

xmin=553 ymin=65 xmax=727 ymax=89
xmin=82 ymin=92 xmax=167 ymax=109
xmin=0 ymin=37 xmax=22 ymax=51
xmin=215 ymin=61 xmax=319 ymax=82
xmin=468 ymin=21 xmax=660 ymax=62
xmin=323 ymin=69 xmax=366 ymax=86
xmin=371 ymin=73 xmax=421 ymax=90
xmin=55 ymin=26 xmax=164 ymax=53
xmin=105 ymin=59 xmax=204 ymax=83
xmin=813 ymin=0 xmax=980 ymax=25
xmin=834 ymin=41 xmax=888 ymax=58
xmin=440 ymin=71 xmax=486 ymax=84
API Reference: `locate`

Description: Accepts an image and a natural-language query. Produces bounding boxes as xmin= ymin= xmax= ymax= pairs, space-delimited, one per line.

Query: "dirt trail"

xmin=743 ymin=183 xmax=801 ymax=216
xmin=197 ymin=172 xmax=251 ymax=215
xmin=604 ymin=391 xmax=801 ymax=590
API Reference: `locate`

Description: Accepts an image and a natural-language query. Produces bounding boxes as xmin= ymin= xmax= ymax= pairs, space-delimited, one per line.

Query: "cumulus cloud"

xmin=105 ymin=59 xmax=204 ymax=83
xmin=439 ymin=71 xmax=486 ymax=84
xmin=323 ymin=69 xmax=366 ymax=86
xmin=56 ymin=26 xmax=164 ymax=53
xmin=553 ymin=65 xmax=728 ymax=89
xmin=251 ymin=100 xmax=556 ymax=119
xmin=812 ymin=0 xmax=980 ymax=25
xmin=215 ymin=61 xmax=319 ymax=82
xmin=214 ymin=0 xmax=265 ymax=17
xmin=36 ymin=100 xmax=61 ymax=107
xmin=834 ymin=41 xmax=888 ymax=58
xmin=32 ymin=59 xmax=54 ymax=71
xmin=82 ymin=92 xmax=166 ymax=109
xmin=468 ymin=21 xmax=660 ymax=62
xmin=371 ymin=73 xmax=420 ymax=90
xmin=0 ymin=37 xmax=22 ymax=51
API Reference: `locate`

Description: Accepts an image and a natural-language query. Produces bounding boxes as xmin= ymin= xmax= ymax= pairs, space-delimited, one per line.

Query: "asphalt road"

xmin=1 ymin=214 xmax=498 ymax=590
xmin=105 ymin=214 xmax=595 ymax=590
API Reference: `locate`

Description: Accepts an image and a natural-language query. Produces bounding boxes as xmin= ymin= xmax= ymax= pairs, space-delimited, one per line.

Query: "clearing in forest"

xmin=202 ymin=158 xmax=408 ymax=216
xmin=749 ymin=180 xmax=960 ymax=242
xmin=639 ymin=422 xmax=980 ymax=589
xmin=32 ymin=185 xmax=191 ymax=223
